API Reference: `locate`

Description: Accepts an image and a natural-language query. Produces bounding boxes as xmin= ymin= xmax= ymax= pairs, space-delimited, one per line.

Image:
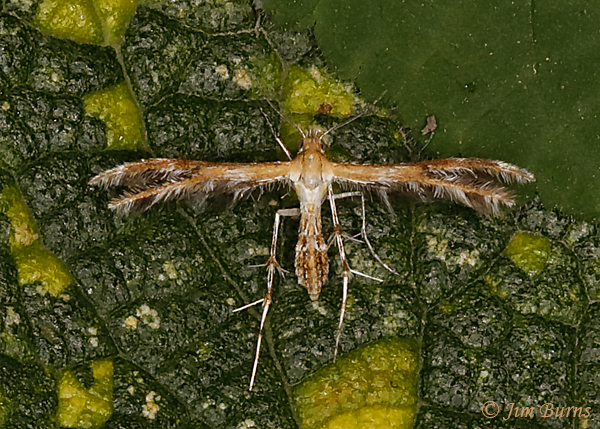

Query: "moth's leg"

xmin=328 ymin=189 xmax=395 ymax=360
xmin=354 ymin=192 xmax=399 ymax=275
xmin=326 ymin=191 xmax=364 ymax=247
xmin=248 ymin=207 xmax=300 ymax=391
xmin=326 ymin=187 xmax=357 ymax=361
xmin=329 ymin=191 xmax=398 ymax=275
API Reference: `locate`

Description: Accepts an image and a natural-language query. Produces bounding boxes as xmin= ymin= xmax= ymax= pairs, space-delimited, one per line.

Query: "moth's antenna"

xmin=321 ymin=90 xmax=388 ymax=138
xmin=264 ymin=98 xmax=306 ymax=139
xmin=321 ymin=111 xmax=366 ymax=138
xmin=259 ymin=108 xmax=293 ymax=160
xmin=372 ymin=90 xmax=388 ymax=105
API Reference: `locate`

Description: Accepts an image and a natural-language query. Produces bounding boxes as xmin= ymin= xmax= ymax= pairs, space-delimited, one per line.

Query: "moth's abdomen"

xmin=295 ymin=211 xmax=328 ymax=300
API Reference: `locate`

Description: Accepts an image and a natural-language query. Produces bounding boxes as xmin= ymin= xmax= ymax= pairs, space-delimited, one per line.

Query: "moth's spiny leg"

xmin=330 ymin=191 xmax=399 ymax=275
xmin=325 ymin=192 xmax=363 ymax=250
xmin=248 ymin=207 xmax=300 ymax=391
xmin=329 ymin=191 xmax=363 ymax=199
xmin=335 ymin=274 xmax=349 ymax=362
xmin=328 ymin=189 xmax=391 ymax=359
xmin=247 ymin=263 xmax=289 ymax=273
xmin=327 ymin=186 xmax=352 ymax=362
xmin=349 ymin=269 xmax=383 ymax=283
xmin=250 ymin=288 xmax=271 ymax=391
xmin=269 ymin=208 xmax=301 ymax=266
xmin=343 ymin=233 xmax=364 ymax=244
xmin=232 ymin=298 xmax=264 ymax=313
xmin=327 ymin=189 xmax=351 ymax=273
xmin=259 ymin=108 xmax=293 ymax=161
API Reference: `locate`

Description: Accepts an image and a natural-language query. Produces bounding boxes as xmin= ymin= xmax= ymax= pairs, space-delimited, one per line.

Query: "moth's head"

xmin=298 ymin=126 xmax=326 ymax=153
xmin=305 ymin=126 xmax=324 ymax=139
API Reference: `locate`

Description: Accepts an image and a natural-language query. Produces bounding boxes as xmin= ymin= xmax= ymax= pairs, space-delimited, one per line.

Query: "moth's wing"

xmin=89 ymin=159 xmax=203 ymax=190
xmin=330 ymin=158 xmax=535 ymax=216
xmin=90 ymin=159 xmax=292 ymax=213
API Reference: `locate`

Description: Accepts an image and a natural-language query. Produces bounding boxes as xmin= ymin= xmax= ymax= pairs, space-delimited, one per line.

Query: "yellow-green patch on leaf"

xmin=34 ymin=0 xmax=104 ymax=45
xmin=485 ymin=274 xmax=509 ymax=299
xmin=57 ymin=360 xmax=114 ymax=429
xmin=293 ymin=339 xmax=419 ymax=429
xmin=96 ymin=0 xmax=137 ymax=44
xmin=279 ymin=114 xmax=314 ymax=154
xmin=249 ymin=52 xmax=283 ymax=98
xmin=0 ymin=185 xmax=39 ymax=249
xmin=325 ymin=405 xmax=415 ymax=429
xmin=282 ymin=66 xmax=354 ymax=116
xmin=505 ymin=232 xmax=551 ymax=276
xmin=14 ymin=243 xmax=73 ymax=296
xmin=84 ymin=82 xmax=144 ymax=150
xmin=0 ymin=331 xmax=29 ymax=362
xmin=0 ymin=388 xmax=14 ymax=427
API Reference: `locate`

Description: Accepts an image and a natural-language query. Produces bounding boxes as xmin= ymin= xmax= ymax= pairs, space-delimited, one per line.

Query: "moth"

xmin=89 ymin=110 xmax=535 ymax=390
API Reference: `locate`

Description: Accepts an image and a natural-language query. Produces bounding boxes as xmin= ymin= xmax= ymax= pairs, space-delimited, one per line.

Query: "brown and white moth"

xmin=89 ymin=112 xmax=534 ymax=390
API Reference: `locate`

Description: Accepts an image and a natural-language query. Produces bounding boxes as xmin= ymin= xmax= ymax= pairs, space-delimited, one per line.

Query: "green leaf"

xmin=1 ymin=2 xmax=599 ymax=429
xmin=264 ymin=0 xmax=600 ymax=219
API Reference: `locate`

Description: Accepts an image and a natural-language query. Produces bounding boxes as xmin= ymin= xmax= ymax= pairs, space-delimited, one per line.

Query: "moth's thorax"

xmin=290 ymin=151 xmax=331 ymax=211
xmin=291 ymin=133 xmax=334 ymax=195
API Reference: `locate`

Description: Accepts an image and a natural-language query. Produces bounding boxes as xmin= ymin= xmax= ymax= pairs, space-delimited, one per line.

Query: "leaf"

xmin=0 ymin=1 xmax=599 ymax=429
xmin=264 ymin=0 xmax=600 ymax=219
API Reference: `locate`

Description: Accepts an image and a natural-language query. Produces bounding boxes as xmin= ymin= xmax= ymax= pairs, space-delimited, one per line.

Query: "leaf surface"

xmin=265 ymin=0 xmax=600 ymax=218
